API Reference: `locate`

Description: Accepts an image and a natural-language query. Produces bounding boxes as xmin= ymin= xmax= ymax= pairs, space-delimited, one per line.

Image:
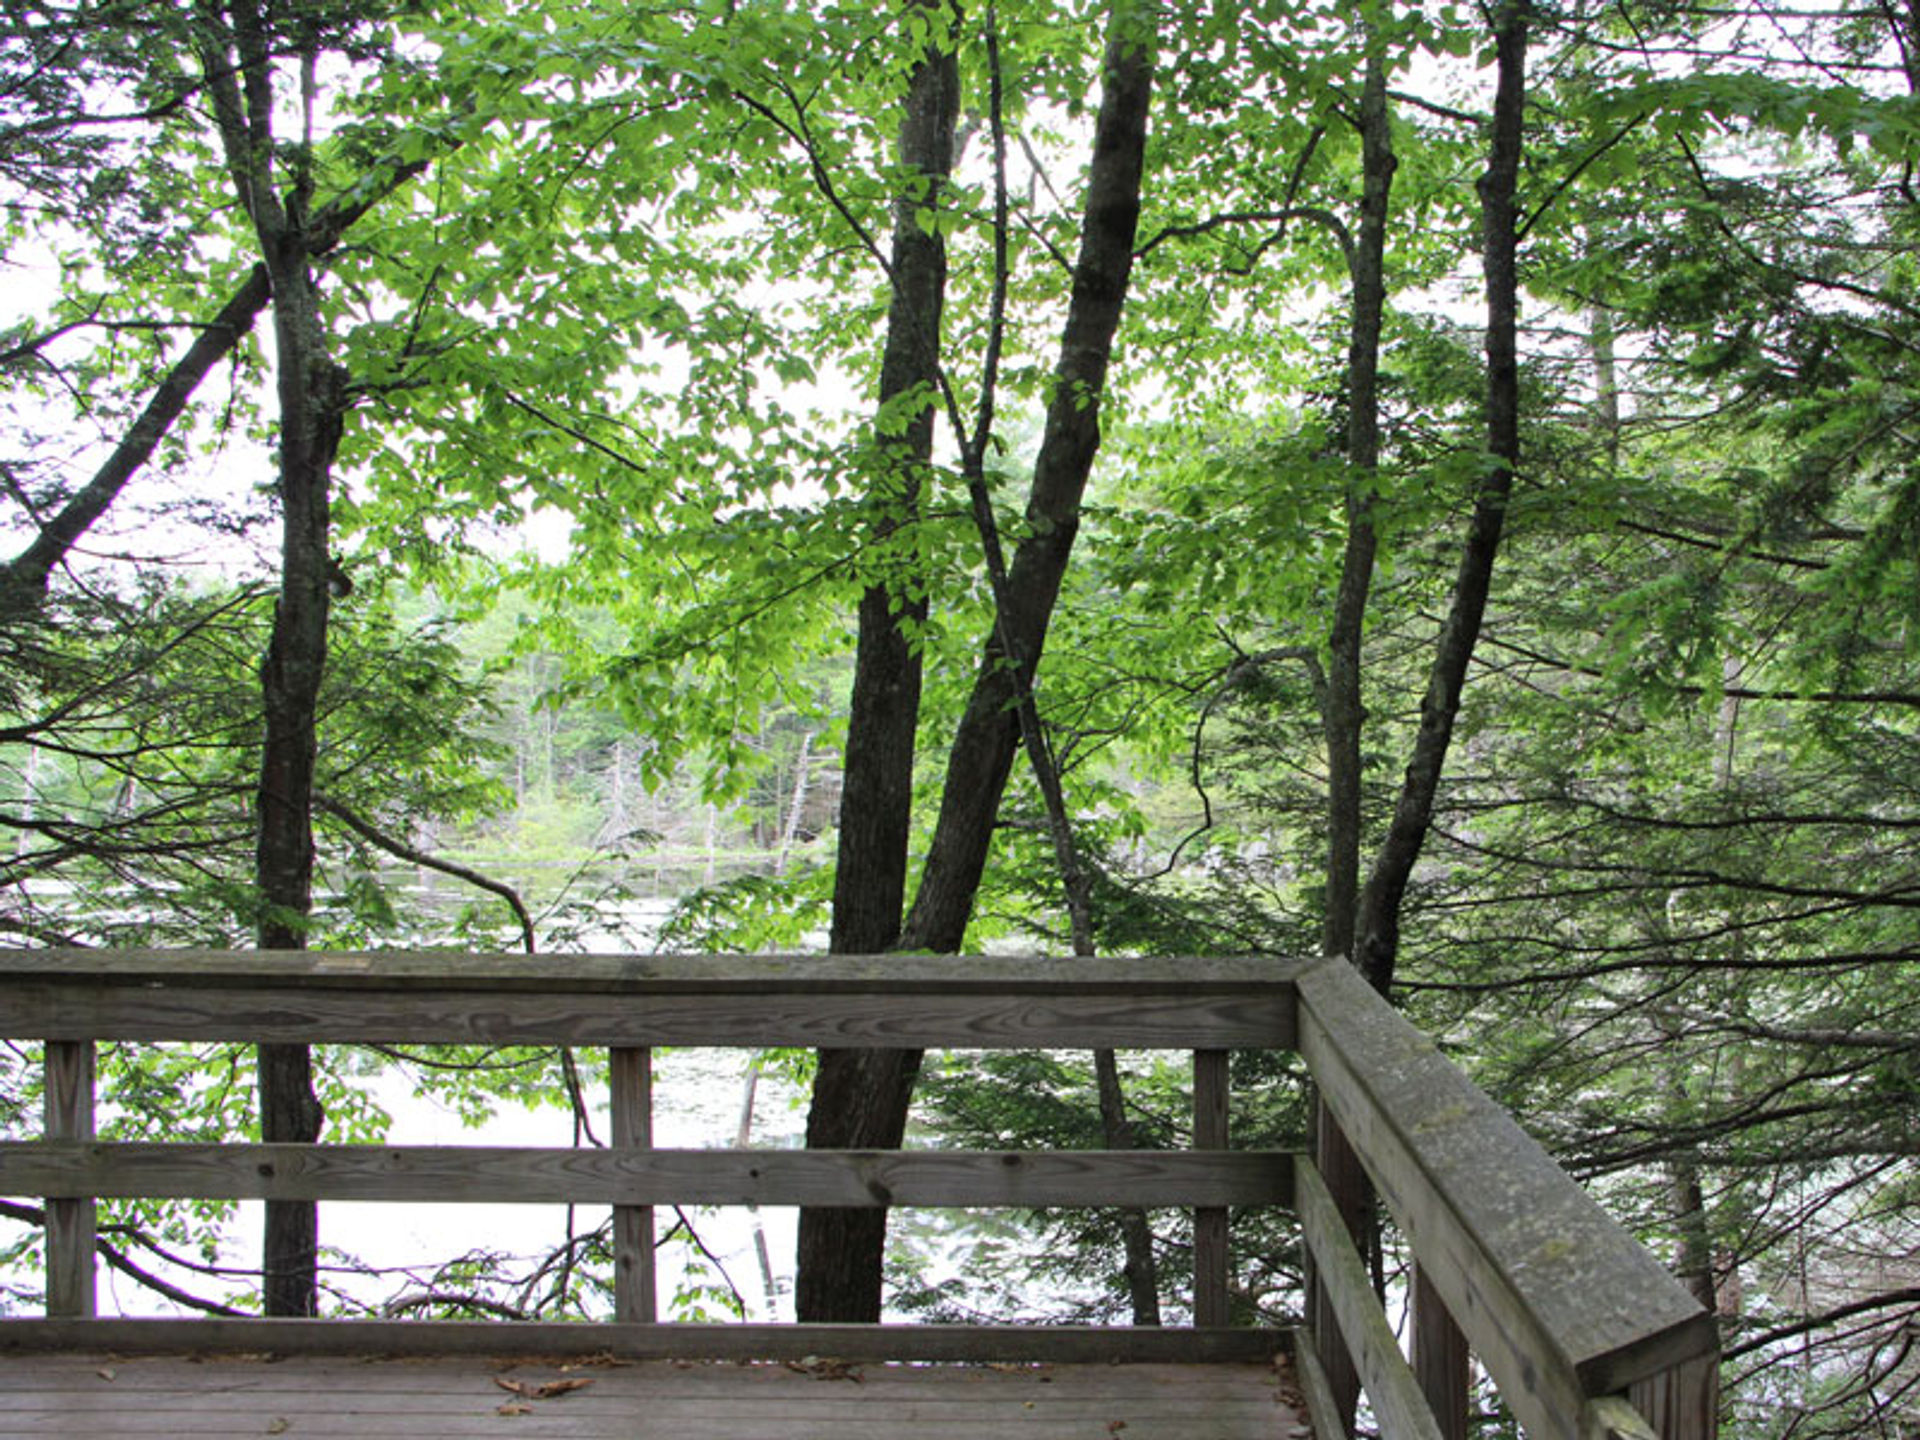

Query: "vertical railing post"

xmin=1412 ymin=1261 xmax=1470 ymax=1440
xmin=44 ymin=1039 xmax=96 ymax=1318
xmin=1629 ymin=1353 xmax=1720 ymax=1440
xmin=610 ymin=1046 xmax=656 ymax=1322
xmin=1193 ymin=1048 xmax=1229 ymax=1326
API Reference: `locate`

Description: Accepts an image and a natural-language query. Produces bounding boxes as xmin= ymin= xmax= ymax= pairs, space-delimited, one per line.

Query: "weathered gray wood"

xmin=1308 ymin=1106 xmax=1367 ymax=1428
xmin=1297 ymin=958 xmax=1717 ymax=1440
xmin=1627 ymin=1353 xmax=1719 ymax=1440
xmin=3 ymin=985 xmax=1292 ymax=1051
xmin=0 ymin=1141 xmax=1294 ymax=1209
xmin=0 ymin=948 xmax=1308 ymax=994
xmin=0 ymin=1351 xmax=1301 ymax=1440
xmin=1412 ymin=1262 xmax=1469 ymax=1440
xmin=42 ymin=1040 xmax=95 ymax=1319
xmin=1290 ymin=1324 xmax=1351 ymax=1440
xmin=1587 ymin=1395 xmax=1661 ymax=1440
xmin=1295 ymin=1157 xmax=1444 ymax=1440
xmin=0 ymin=1317 xmax=1288 ymax=1365
xmin=1192 ymin=1048 xmax=1229 ymax=1328
xmin=609 ymin=1046 xmax=655 ymax=1323
xmin=0 ymin=945 xmax=1719 ymax=1440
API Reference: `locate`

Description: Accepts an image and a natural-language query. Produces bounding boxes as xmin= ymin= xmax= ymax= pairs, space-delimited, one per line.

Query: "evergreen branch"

xmin=1474 ymin=629 xmax=1920 ymax=709
xmin=1725 ymin=1288 xmax=1920 ymax=1362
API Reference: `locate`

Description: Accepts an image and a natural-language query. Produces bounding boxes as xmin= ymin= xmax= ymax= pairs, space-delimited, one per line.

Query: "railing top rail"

xmin=1297 ymin=957 xmax=1717 ymax=1438
xmin=0 ymin=949 xmax=1303 ymax=1050
xmin=0 ymin=948 xmax=1307 ymax=996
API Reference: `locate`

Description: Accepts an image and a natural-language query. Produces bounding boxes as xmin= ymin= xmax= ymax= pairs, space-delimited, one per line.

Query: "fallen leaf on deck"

xmin=96 ymin=1367 xmax=115 ymax=1381
xmin=783 ymin=1355 xmax=863 ymax=1383
xmin=495 ymin=1401 xmax=532 ymax=1416
xmin=528 ymin=1377 xmax=594 ymax=1399
xmin=494 ymin=1375 xmax=595 ymax=1400
xmin=265 ymin=1418 xmax=290 ymax=1434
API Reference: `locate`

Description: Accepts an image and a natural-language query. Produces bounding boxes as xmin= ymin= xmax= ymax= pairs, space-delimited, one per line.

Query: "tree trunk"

xmin=254 ymin=328 xmax=345 ymax=1317
xmin=796 ymin=1 xmax=959 ymax=1324
xmin=1354 ymin=0 xmax=1527 ymax=999
xmin=1322 ymin=31 xmax=1396 ymax=963
xmin=193 ymin=0 xmax=350 ymax=1318
xmin=897 ymin=3 xmax=1153 ymax=958
xmin=1311 ymin=31 xmax=1397 ymax=1427
xmin=797 ymin=0 xmax=1157 ymax=1322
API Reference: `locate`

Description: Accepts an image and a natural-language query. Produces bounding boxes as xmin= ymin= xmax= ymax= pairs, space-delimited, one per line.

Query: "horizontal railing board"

xmin=2 ymin=987 xmax=1293 ymax=1050
xmin=1295 ymin=1158 xmax=1444 ymax=1440
xmin=1298 ymin=958 xmax=1717 ymax=1439
xmin=1289 ymin=1325 xmax=1352 ymax=1440
xmin=0 ymin=1318 xmax=1289 ymax=1365
xmin=0 ymin=949 xmax=1307 ymax=995
xmin=1 ymin=1142 xmax=1295 ymax=1209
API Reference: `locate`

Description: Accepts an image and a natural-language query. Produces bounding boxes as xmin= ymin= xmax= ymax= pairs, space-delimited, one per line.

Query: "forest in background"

xmin=3 ymin=0 xmax=1920 ymax=1433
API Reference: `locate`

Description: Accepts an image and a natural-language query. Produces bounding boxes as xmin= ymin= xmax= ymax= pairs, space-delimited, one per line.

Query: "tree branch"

xmin=314 ymin=794 xmax=536 ymax=953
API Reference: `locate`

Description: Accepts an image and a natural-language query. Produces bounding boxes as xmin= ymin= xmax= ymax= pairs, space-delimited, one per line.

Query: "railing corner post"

xmin=1628 ymin=1352 xmax=1720 ymax=1440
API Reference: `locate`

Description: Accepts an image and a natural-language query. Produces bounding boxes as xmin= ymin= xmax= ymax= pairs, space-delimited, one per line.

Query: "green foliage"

xmin=6 ymin=3 xmax=1920 ymax=1425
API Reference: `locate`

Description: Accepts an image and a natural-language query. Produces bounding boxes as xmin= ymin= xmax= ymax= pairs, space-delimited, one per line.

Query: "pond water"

xmin=332 ymin=1047 xmax=809 ymax=1323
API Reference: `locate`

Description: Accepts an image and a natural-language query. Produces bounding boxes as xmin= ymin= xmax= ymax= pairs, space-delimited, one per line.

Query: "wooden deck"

xmin=0 ymin=949 xmax=1722 ymax=1438
xmin=6 ymin=1349 xmax=1307 ymax=1439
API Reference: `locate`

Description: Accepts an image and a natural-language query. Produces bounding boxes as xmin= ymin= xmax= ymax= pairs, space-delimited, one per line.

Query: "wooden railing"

xmin=0 ymin=950 xmax=1718 ymax=1436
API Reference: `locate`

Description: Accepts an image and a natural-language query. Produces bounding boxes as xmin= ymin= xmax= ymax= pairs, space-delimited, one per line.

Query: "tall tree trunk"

xmin=194 ymin=0 xmax=348 ymax=1318
xmin=897 ymin=3 xmax=1153 ymax=957
xmin=1590 ymin=301 xmax=1621 ymax=466
xmin=796 ymin=0 xmax=1156 ymax=1322
xmin=796 ymin=2 xmax=959 ymax=1324
xmin=254 ymin=321 xmax=346 ymax=1317
xmin=1322 ymin=31 xmax=1396 ymax=963
xmin=1353 ymin=0 xmax=1527 ymax=999
xmin=1311 ymin=30 xmax=1396 ymax=1428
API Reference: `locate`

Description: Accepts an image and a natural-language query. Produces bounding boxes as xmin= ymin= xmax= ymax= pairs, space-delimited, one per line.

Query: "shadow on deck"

xmin=0 ymin=950 xmax=1719 ymax=1439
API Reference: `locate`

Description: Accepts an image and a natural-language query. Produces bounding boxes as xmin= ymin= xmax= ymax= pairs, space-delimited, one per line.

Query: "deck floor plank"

xmin=4 ymin=1351 xmax=1309 ymax=1439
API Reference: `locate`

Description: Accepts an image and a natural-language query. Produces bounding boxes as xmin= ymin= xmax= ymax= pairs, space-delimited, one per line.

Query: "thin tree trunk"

xmin=1322 ymin=30 xmax=1396 ymax=963
xmin=195 ymin=0 xmax=349 ymax=1318
xmin=797 ymin=0 xmax=959 ymax=1324
xmin=1311 ymin=31 xmax=1396 ymax=1428
xmin=897 ymin=3 xmax=1153 ymax=957
xmin=796 ymin=0 xmax=1157 ymax=1322
xmin=948 ymin=74 xmax=1159 ymax=1312
xmin=1094 ymin=1049 xmax=1162 ymax=1324
xmin=1354 ymin=0 xmax=1527 ymax=999
xmin=774 ymin=731 xmax=813 ymax=875
xmin=1591 ymin=302 xmax=1621 ymax=465
xmin=253 ymin=322 xmax=345 ymax=1319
